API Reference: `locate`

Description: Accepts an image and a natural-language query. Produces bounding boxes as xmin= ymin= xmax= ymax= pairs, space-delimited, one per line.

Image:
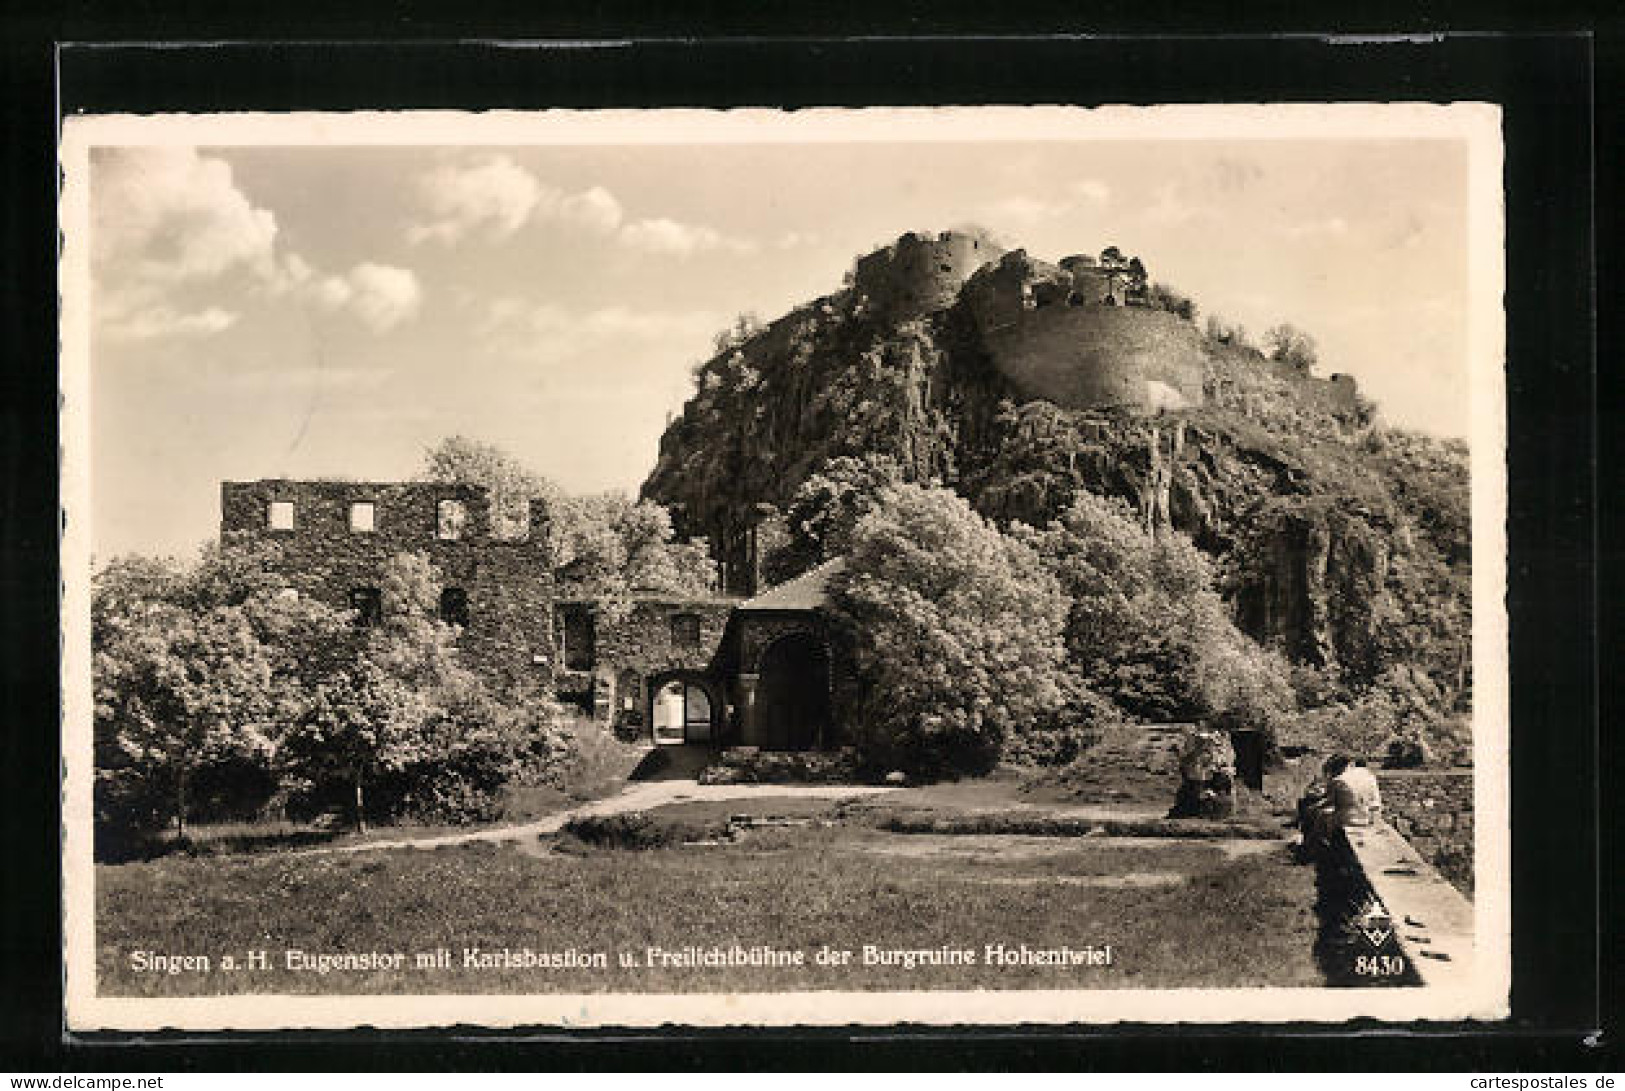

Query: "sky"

xmin=81 ymin=122 xmax=1473 ymax=560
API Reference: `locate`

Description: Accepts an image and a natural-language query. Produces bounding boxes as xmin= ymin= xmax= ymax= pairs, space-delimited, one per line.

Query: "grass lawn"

xmin=102 ymin=718 xmax=648 ymax=863
xmin=97 ymin=824 xmax=1321 ymax=996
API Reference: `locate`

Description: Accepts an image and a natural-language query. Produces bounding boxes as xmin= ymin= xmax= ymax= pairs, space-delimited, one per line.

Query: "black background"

xmin=1 ymin=5 xmax=1613 ymax=1073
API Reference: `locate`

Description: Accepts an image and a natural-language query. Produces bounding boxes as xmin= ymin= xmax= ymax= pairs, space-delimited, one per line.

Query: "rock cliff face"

xmin=641 ymin=230 xmax=1469 ymax=700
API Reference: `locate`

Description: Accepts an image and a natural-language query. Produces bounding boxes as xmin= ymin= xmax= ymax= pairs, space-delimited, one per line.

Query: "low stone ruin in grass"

xmin=1168 ymin=727 xmax=1239 ymax=819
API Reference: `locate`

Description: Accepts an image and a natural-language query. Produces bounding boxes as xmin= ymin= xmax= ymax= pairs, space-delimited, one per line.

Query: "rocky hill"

xmin=641 ymin=230 xmax=1469 ymax=705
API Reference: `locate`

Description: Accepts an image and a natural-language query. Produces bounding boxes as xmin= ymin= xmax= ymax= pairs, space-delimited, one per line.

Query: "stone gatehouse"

xmin=220 ymin=479 xmax=844 ymax=752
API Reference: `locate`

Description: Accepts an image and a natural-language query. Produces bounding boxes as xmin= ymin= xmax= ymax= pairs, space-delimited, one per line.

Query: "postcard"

xmin=59 ymin=103 xmax=1508 ymax=1030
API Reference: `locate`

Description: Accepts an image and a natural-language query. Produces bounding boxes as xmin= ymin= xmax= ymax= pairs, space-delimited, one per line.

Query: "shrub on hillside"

xmin=1017 ymin=492 xmax=1296 ymax=742
xmin=1290 ymin=666 xmax=1471 ymax=767
xmin=1001 ymin=679 xmax=1123 ymax=767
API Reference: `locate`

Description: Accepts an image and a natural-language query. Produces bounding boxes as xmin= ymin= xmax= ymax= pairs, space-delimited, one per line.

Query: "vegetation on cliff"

xmin=643 ymin=229 xmax=1472 ymax=765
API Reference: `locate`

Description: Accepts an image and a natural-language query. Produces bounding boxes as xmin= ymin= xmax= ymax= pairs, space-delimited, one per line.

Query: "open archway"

xmin=648 ymin=672 xmax=719 ymax=746
xmin=755 ymin=631 xmax=831 ymax=751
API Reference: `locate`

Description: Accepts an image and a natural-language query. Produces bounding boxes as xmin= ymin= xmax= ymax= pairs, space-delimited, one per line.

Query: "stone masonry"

xmin=220 ymin=479 xmax=555 ymax=694
xmin=550 ymin=598 xmax=736 ymax=735
xmin=1376 ymin=768 xmax=1475 ymax=895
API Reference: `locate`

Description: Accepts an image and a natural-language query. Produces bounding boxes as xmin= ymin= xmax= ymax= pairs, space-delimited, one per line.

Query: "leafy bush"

xmin=1018 ymin=493 xmax=1296 ymax=740
xmin=1290 ymin=666 xmax=1471 ymax=767
xmin=828 ymin=484 xmax=1082 ymax=776
xmin=560 ymin=810 xmax=731 ymax=850
xmin=1000 ymin=678 xmax=1122 ymax=767
xmin=92 ymin=540 xmax=580 ymax=848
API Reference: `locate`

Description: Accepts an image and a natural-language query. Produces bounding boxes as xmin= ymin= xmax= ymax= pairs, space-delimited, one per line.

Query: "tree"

xmin=1205 ymin=314 xmax=1251 ymax=348
xmin=552 ymin=492 xmax=715 ymax=602
xmin=421 ymin=435 xmax=559 ymax=540
xmin=712 ymin=312 xmax=764 ymax=355
xmin=423 ymin=436 xmax=712 ymax=600
xmin=828 ymin=484 xmax=1080 ymax=775
xmin=278 ymin=552 xmax=474 ymax=831
xmin=90 ymin=554 xmax=184 ymax=632
xmin=777 ymin=454 xmax=906 ymax=571
xmin=1263 ymin=323 xmax=1319 ymax=374
xmin=92 ymin=540 xmax=334 ymax=843
xmin=93 ymin=601 xmax=275 ymax=838
xmin=1017 ymin=492 xmax=1295 ymax=736
xmin=1147 ymin=282 xmax=1197 ymax=322
xmin=1126 ymin=256 xmax=1148 ymax=296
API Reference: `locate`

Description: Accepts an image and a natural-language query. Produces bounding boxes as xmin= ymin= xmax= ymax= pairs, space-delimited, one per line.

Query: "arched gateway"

xmin=648 ymin=671 xmax=719 ymax=746
xmin=754 ymin=631 xmax=831 ymax=751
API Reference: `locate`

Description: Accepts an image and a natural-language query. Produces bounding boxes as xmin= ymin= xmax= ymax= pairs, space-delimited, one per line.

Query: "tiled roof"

xmin=737 ymin=557 xmax=845 ymax=612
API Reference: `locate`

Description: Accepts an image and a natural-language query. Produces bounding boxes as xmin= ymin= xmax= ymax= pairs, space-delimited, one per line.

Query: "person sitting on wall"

xmin=1290 ymin=757 xmax=1337 ymax=862
xmin=1303 ymin=753 xmax=1382 ymax=848
xmin=1326 ymin=755 xmax=1376 ymax=831
xmin=1295 ymin=754 xmax=1379 ymax=860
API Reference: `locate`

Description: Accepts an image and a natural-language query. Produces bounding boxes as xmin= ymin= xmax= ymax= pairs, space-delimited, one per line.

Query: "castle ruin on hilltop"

xmin=643 ymin=229 xmax=1367 ymax=597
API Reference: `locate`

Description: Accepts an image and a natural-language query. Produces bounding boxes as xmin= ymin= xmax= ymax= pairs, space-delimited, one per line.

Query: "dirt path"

xmin=323 ymin=780 xmax=900 ymax=854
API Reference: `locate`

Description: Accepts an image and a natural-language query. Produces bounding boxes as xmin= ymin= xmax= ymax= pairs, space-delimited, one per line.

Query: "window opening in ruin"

xmin=437 ymin=499 xmax=467 ymax=540
xmin=349 ymin=501 xmax=375 ymax=533
xmin=439 ymin=587 xmax=469 ymax=628
xmin=559 ymin=605 xmax=595 ymax=671
xmin=940 ymin=263 xmax=953 ymax=273
xmin=349 ymin=587 xmax=382 ymax=627
xmin=268 ymin=500 xmax=294 ymax=531
xmin=670 ymin=612 xmax=701 ymax=648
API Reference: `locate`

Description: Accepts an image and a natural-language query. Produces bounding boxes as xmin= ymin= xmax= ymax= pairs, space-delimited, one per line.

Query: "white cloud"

xmin=775 ymin=230 xmax=821 ymax=249
xmin=90 ymin=147 xmax=425 ymax=342
xmin=310 ymin=274 xmax=356 ymax=310
xmin=266 ymin=246 xmax=423 ymax=334
xmin=1072 ymin=179 xmax=1112 ymax=205
xmin=93 ymin=147 xmax=280 ymax=282
xmin=616 ymin=217 xmax=756 ymax=257
xmin=91 ymin=147 xmax=280 ymax=342
xmin=558 ymin=186 xmax=625 ymax=233
xmin=409 ymin=155 xmax=546 ymax=245
xmin=309 ymin=263 xmax=423 ymax=332
xmin=408 ymin=157 xmax=753 ymax=257
xmin=100 ymin=305 xmax=240 ymax=342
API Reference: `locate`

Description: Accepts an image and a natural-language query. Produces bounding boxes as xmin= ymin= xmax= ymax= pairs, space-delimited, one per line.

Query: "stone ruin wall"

xmin=850 ymin=230 xmax=1002 ymax=324
xmin=960 ymin=251 xmax=1207 ymax=413
xmin=551 ymin=599 xmax=736 ymax=736
xmin=1376 ymin=768 xmax=1475 ymax=895
xmin=220 ymin=479 xmax=555 ymax=695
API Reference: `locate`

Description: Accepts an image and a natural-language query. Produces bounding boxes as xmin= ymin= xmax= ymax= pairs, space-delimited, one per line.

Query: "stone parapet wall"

xmin=1375 ymin=769 xmax=1474 ymax=896
xmin=959 ymin=251 xmax=1205 ymax=413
